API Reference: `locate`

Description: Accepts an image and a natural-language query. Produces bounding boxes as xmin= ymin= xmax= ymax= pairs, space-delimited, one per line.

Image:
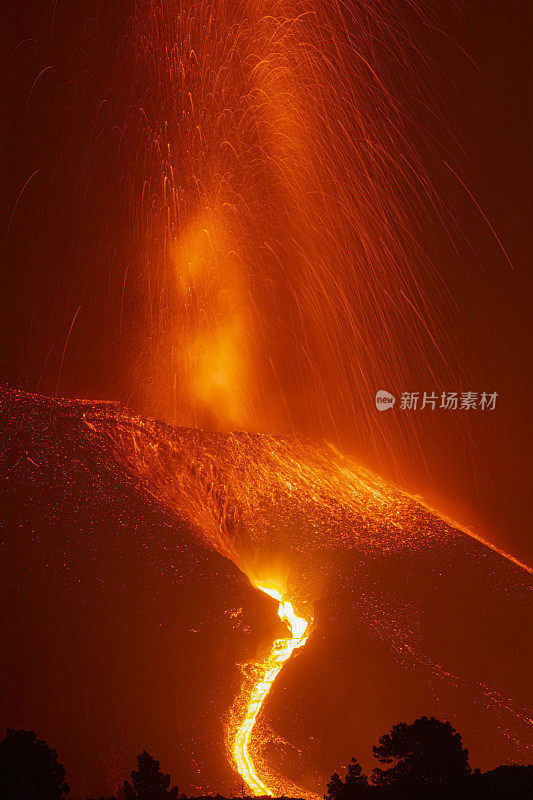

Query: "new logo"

xmin=375 ymin=390 xmax=396 ymax=411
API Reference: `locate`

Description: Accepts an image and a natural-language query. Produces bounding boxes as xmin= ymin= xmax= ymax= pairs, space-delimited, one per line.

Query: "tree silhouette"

xmin=326 ymin=771 xmax=345 ymax=800
xmin=325 ymin=718 xmax=532 ymax=799
xmin=0 ymin=728 xmax=69 ymax=800
xmin=345 ymin=758 xmax=368 ymax=790
xmin=326 ymin=758 xmax=370 ymax=799
xmin=124 ymin=751 xmax=178 ymax=800
xmin=471 ymin=764 xmax=533 ymax=800
xmin=371 ymin=716 xmax=470 ymax=791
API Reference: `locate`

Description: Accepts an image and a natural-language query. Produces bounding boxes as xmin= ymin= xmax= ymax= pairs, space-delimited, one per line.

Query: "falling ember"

xmin=229 ymin=584 xmax=312 ymax=796
xmin=127 ymin=0 xmax=470 ymax=451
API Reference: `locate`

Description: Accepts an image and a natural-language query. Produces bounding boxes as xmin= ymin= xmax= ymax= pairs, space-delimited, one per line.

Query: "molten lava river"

xmin=231 ymin=585 xmax=311 ymax=796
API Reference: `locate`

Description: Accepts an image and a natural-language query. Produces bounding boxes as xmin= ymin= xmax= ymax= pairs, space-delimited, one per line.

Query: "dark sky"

xmin=1 ymin=0 xmax=531 ymax=565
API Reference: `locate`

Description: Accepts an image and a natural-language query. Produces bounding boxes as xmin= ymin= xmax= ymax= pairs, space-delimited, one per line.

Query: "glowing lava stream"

xmin=232 ymin=584 xmax=311 ymax=795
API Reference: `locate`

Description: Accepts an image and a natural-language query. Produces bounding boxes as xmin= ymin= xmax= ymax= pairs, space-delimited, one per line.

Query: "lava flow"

xmin=230 ymin=584 xmax=312 ymax=796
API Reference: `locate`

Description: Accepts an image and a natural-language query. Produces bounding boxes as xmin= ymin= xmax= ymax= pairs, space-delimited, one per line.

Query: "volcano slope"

xmin=0 ymin=389 xmax=531 ymax=797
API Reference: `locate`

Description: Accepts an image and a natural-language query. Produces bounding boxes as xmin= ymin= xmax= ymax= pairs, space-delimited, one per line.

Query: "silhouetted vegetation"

xmin=1 ymin=721 xmax=531 ymax=800
xmin=372 ymin=716 xmax=470 ymax=789
xmin=124 ymin=751 xmax=179 ymax=800
xmin=325 ymin=716 xmax=533 ymax=799
xmin=0 ymin=729 xmax=69 ymax=800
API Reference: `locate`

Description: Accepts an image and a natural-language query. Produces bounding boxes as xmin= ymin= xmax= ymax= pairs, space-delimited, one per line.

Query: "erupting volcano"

xmin=2 ymin=0 xmax=531 ymax=797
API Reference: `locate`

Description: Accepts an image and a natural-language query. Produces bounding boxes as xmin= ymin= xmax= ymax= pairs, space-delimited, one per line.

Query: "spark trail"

xmin=128 ymin=0 xmax=466 ymax=461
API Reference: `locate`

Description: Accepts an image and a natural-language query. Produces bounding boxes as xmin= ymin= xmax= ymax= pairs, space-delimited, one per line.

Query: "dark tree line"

xmin=325 ymin=717 xmax=533 ymax=800
xmin=0 ymin=719 xmax=531 ymax=800
xmin=0 ymin=729 xmax=69 ymax=800
xmin=0 ymin=733 xmax=179 ymax=800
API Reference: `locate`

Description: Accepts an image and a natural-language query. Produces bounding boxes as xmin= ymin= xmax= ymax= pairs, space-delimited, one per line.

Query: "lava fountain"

xmin=127 ymin=0 xmax=464 ymax=454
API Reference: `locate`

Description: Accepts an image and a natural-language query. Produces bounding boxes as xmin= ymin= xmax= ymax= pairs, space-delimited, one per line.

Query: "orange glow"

xmin=109 ymin=1 xmax=533 ymax=791
xmin=130 ymin=0 xmax=468 ymax=458
xmin=228 ymin=582 xmax=312 ymax=797
xmin=96 ymin=409 xmax=532 ymax=777
xmin=11 ymin=390 xmax=531 ymax=791
xmin=169 ymin=214 xmax=253 ymax=429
